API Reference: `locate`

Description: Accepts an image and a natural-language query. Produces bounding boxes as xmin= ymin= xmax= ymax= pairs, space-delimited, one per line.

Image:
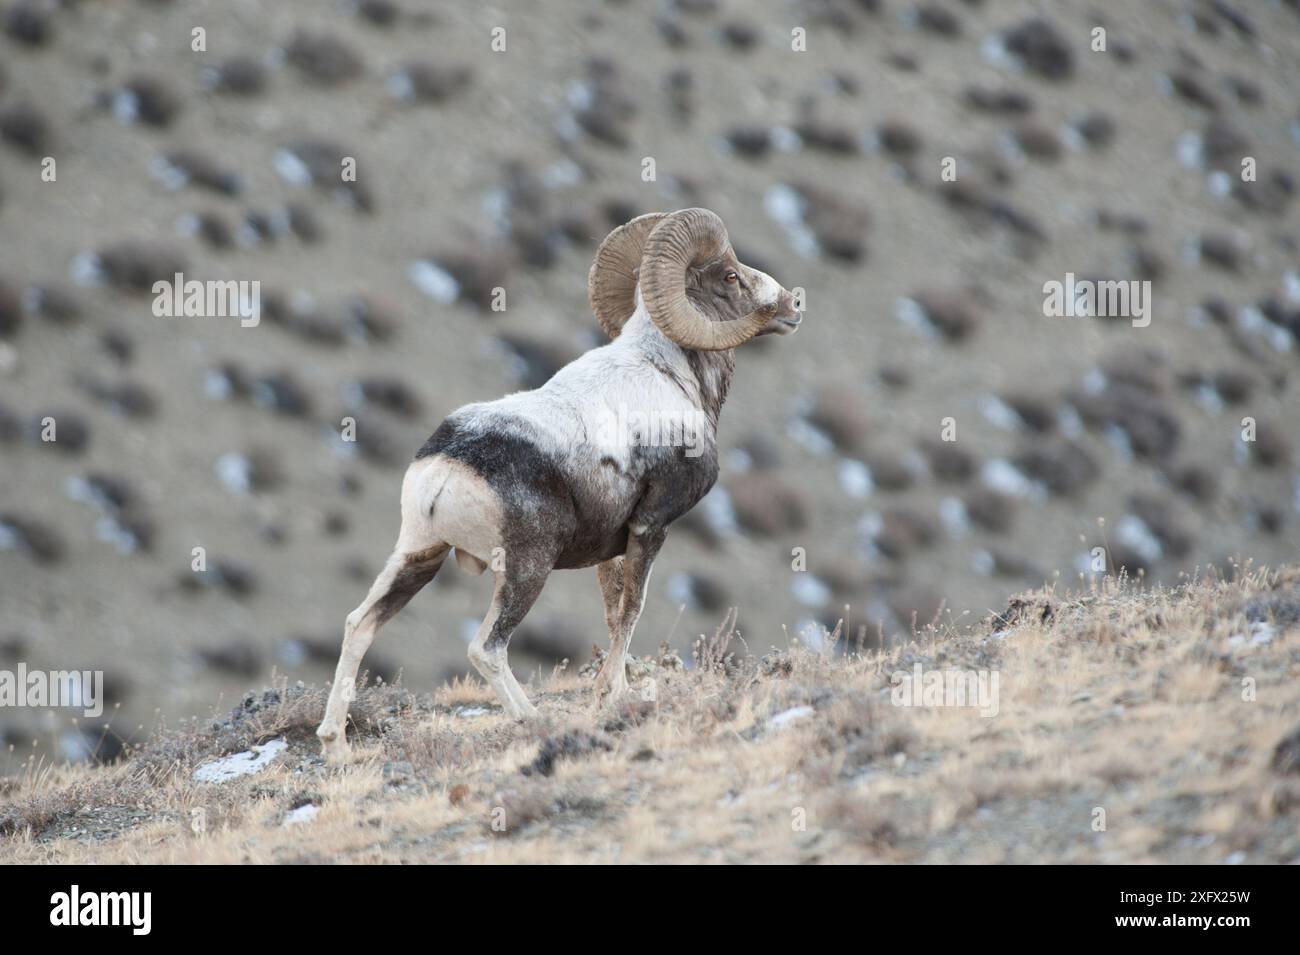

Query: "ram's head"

xmin=588 ymin=208 xmax=801 ymax=350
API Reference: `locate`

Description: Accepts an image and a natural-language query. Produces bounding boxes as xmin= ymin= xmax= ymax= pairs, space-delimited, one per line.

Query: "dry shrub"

xmin=798 ymin=690 xmax=914 ymax=781
xmin=433 ymin=675 xmax=495 ymax=707
xmin=381 ymin=721 xmax=480 ymax=776
xmin=987 ymin=595 xmax=1050 ymax=631
xmin=601 ymin=696 xmax=656 ymax=732
xmin=1092 ymin=757 xmax=1145 ymax=787
xmin=0 ymin=769 xmax=158 ymax=838
xmin=821 ymin=790 xmax=926 ymax=854
xmin=693 ymin=607 xmax=742 ymax=676
xmin=381 ymin=707 xmax=573 ymax=777
xmin=965 ymin=768 xmax=1072 ymax=807
xmin=487 ymin=778 xmax=606 ymax=836
xmin=520 ymin=730 xmax=611 ymax=777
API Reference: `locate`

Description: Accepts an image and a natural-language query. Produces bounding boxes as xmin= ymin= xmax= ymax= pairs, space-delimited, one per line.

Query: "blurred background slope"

xmin=0 ymin=0 xmax=1297 ymax=759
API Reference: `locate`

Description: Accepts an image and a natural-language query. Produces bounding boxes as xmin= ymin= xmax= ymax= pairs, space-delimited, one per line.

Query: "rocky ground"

xmin=0 ymin=0 xmax=1298 ymax=761
xmin=3 ymin=567 xmax=1299 ymax=864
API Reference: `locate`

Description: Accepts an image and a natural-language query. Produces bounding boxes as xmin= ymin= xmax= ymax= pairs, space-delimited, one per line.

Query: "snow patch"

xmin=767 ymin=705 xmax=814 ymax=730
xmin=284 ymin=803 xmax=319 ymax=826
xmin=193 ymin=738 xmax=288 ymax=783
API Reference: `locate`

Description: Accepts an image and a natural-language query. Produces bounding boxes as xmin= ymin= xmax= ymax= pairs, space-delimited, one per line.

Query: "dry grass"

xmin=3 ymin=565 xmax=1300 ymax=864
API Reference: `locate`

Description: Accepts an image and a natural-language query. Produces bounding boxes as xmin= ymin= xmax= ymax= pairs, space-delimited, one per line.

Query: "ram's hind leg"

xmin=317 ymin=544 xmax=448 ymax=763
xmin=468 ymin=566 xmax=549 ymax=720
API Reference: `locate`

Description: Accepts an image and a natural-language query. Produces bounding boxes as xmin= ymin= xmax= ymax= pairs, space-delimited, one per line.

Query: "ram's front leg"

xmin=594 ymin=528 xmax=664 ymax=705
xmin=596 ymin=555 xmax=624 ymax=637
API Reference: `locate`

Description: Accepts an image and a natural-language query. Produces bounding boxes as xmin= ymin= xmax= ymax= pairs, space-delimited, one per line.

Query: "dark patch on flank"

xmin=417 ymin=408 xmax=720 ymax=574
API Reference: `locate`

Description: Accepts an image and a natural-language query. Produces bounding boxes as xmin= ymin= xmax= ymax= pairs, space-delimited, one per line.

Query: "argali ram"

xmin=317 ymin=208 xmax=801 ymax=762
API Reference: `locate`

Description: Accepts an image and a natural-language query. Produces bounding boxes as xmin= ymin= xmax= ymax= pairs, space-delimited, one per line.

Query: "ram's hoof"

xmin=317 ymin=730 xmax=350 ymax=765
xmin=593 ymin=672 xmax=630 ymax=708
xmin=514 ymin=701 xmax=541 ymax=721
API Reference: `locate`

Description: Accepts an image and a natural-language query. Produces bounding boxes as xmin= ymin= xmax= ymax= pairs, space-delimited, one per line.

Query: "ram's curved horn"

xmin=639 ymin=208 xmax=773 ymax=351
xmin=587 ymin=212 xmax=668 ymax=339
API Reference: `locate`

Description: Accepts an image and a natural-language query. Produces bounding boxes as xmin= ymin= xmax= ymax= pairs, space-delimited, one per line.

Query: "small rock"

xmin=896 ymin=290 xmax=980 ymax=342
xmin=0 ymin=513 xmax=64 ymax=564
xmin=110 ymin=76 xmax=183 ymax=128
xmin=283 ymin=31 xmax=364 ymax=86
xmin=75 ymin=242 xmax=185 ymax=294
xmin=1271 ymin=724 xmax=1300 ymax=775
xmin=0 ymin=102 xmax=51 ymax=156
xmin=4 ymin=2 xmax=53 ymax=47
xmin=388 ymin=61 xmax=472 ymax=103
xmin=152 ymin=151 xmax=243 ymax=196
xmin=718 ymin=21 xmax=759 ymax=50
xmin=964 ymin=86 xmax=1033 ymax=115
xmin=274 ymin=139 xmax=373 ymax=212
xmin=200 ymin=56 xmax=268 ymax=95
xmin=725 ymin=126 xmax=773 ymax=159
xmin=998 ymin=18 xmax=1074 ymax=82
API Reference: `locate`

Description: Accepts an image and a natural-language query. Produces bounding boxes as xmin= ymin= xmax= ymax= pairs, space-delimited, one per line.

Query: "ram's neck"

xmin=683 ymin=348 xmax=735 ymax=431
xmin=621 ymin=291 xmax=736 ymax=431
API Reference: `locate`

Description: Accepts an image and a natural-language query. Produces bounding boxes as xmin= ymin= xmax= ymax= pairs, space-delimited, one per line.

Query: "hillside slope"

xmin=3 ymin=566 xmax=1300 ymax=864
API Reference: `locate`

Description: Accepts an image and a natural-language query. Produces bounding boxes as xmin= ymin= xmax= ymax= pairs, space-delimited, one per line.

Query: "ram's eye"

xmin=724 ymin=272 xmax=739 ymax=284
